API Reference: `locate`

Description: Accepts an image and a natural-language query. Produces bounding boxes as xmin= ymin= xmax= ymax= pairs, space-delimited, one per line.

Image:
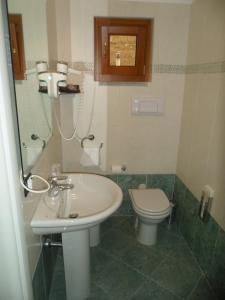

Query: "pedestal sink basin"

xmin=31 ymin=173 xmax=123 ymax=300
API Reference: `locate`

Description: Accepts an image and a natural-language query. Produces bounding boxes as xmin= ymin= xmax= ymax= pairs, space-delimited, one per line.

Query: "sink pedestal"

xmin=89 ymin=224 xmax=100 ymax=247
xmin=31 ymin=174 xmax=123 ymax=299
xmin=62 ymin=230 xmax=90 ymax=300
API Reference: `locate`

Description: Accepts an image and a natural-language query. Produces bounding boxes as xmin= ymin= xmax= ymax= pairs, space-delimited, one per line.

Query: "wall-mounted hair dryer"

xmin=36 ymin=61 xmax=68 ymax=98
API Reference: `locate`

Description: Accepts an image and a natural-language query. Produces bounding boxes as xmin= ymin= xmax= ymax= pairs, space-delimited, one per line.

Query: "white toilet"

xmin=129 ymin=188 xmax=171 ymax=246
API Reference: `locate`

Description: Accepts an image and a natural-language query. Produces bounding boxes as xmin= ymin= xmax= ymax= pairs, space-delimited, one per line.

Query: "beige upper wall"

xmin=186 ymin=0 xmax=225 ymax=64
xmin=70 ymin=0 xmax=108 ymax=62
xmin=107 ymin=0 xmax=190 ymax=173
xmin=60 ymin=0 xmax=190 ymax=174
xmin=55 ymin=0 xmax=72 ymax=62
xmin=60 ymin=0 xmax=108 ymax=173
xmin=109 ymin=0 xmax=190 ymax=65
xmin=177 ymin=0 xmax=225 ymax=229
xmin=46 ymin=0 xmax=57 ymax=67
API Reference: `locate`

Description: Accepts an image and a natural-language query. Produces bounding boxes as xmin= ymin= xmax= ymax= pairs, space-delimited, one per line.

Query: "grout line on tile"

xmin=186 ymin=275 xmax=202 ymax=300
xmin=149 ymin=276 xmax=184 ymax=300
xmin=204 ymin=227 xmax=221 ymax=298
xmin=209 ymin=227 xmax=220 ymax=270
xmin=202 ymin=275 xmax=219 ymax=300
xmin=92 ymin=280 xmax=113 ymax=298
xmin=99 ymin=243 xmax=154 ymax=281
xmin=148 ymin=256 xmax=169 ymax=278
xmin=178 ymin=231 xmax=206 ymax=276
xmin=127 ymin=281 xmax=146 ymax=300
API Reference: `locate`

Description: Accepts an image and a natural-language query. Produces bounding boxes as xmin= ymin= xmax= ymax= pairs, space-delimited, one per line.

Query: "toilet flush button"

xmin=131 ymin=96 xmax=164 ymax=115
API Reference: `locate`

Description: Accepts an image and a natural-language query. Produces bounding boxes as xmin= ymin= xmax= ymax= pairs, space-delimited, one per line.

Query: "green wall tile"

xmin=117 ymin=174 xmax=146 ymax=201
xmin=101 ymin=216 xmax=125 ymax=236
xmin=179 ymin=188 xmax=199 ymax=248
xmin=106 ymin=174 xmax=176 ymax=216
xmin=106 ymin=175 xmax=118 ymax=183
xmin=114 ymin=199 xmax=133 ymax=216
xmin=147 ymin=174 xmax=175 ymax=200
xmin=173 ymin=177 xmax=187 ymax=227
xmin=115 ymin=175 xmax=146 ymax=215
xmin=173 ymin=177 xmax=187 ymax=204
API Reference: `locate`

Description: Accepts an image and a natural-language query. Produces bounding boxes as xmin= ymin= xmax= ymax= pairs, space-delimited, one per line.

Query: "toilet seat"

xmin=132 ymin=201 xmax=171 ymax=216
xmin=129 ymin=189 xmax=171 ymax=215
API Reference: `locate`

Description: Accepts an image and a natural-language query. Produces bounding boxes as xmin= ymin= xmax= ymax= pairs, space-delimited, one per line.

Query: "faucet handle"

xmin=48 ymin=175 xmax=68 ymax=183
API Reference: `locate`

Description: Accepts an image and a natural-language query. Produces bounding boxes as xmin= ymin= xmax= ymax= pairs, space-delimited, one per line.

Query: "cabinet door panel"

xmin=94 ymin=17 xmax=153 ymax=82
xmin=9 ymin=15 xmax=25 ymax=80
xmin=10 ymin=22 xmax=21 ymax=75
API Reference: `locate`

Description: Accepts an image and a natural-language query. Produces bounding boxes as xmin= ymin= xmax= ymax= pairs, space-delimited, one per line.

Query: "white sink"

xmin=31 ymin=173 xmax=122 ymax=300
xmin=31 ymin=173 xmax=122 ymax=234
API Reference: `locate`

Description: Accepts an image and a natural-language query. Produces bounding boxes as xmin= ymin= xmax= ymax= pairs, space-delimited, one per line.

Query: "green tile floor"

xmin=49 ymin=217 xmax=218 ymax=300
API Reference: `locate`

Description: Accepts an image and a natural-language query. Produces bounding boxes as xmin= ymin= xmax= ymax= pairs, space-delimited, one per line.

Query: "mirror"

xmin=109 ymin=35 xmax=137 ymax=67
xmin=7 ymin=0 xmax=52 ymax=173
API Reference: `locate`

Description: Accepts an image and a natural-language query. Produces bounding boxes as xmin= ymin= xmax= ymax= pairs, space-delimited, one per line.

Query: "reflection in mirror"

xmin=7 ymin=0 xmax=52 ymax=173
xmin=109 ymin=35 xmax=137 ymax=66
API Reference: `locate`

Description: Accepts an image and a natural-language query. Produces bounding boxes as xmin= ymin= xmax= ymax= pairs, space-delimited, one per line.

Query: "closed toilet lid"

xmin=129 ymin=189 xmax=170 ymax=214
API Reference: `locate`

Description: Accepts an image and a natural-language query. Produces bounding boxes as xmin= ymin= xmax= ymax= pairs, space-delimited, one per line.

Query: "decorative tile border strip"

xmin=150 ymin=61 xmax=225 ymax=74
xmin=186 ymin=61 xmax=225 ymax=74
xmin=153 ymin=64 xmax=186 ymax=74
xmin=25 ymin=60 xmax=225 ymax=74
xmin=70 ymin=61 xmax=94 ymax=72
xmin=69 ymin=61 xmax=225 ymax=74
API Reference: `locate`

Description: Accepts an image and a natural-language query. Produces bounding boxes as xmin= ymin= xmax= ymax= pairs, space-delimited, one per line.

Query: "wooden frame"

xmin=9 ymin=14 xmax=25 ymax=80
xmin=94 ymin=17 xmax=153 ymax=82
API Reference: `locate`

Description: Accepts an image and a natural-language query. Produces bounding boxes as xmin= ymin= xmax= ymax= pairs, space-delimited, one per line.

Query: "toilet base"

xmin=137 ymin=221 xmax=158 ymax=246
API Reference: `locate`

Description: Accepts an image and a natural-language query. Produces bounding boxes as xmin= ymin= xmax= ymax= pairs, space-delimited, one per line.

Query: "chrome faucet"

xmin=47 ymin=175 xmax=74 ymax=197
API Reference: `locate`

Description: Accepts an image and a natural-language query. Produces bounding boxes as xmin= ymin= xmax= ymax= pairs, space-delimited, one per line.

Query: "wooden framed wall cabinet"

xmin=94 ymin=17 xmax=153 ymax=82
xmin=9 ymin=14 xmax=25 ymax=80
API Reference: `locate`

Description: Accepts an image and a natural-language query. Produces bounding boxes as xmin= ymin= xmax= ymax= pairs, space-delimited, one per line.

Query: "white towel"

xmin=80 ymin=145 xmax=100 ymax=167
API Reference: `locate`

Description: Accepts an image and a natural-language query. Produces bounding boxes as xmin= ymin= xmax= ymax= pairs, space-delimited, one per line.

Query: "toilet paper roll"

xmin=111 ymin=165 xmax=126 ymax=174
